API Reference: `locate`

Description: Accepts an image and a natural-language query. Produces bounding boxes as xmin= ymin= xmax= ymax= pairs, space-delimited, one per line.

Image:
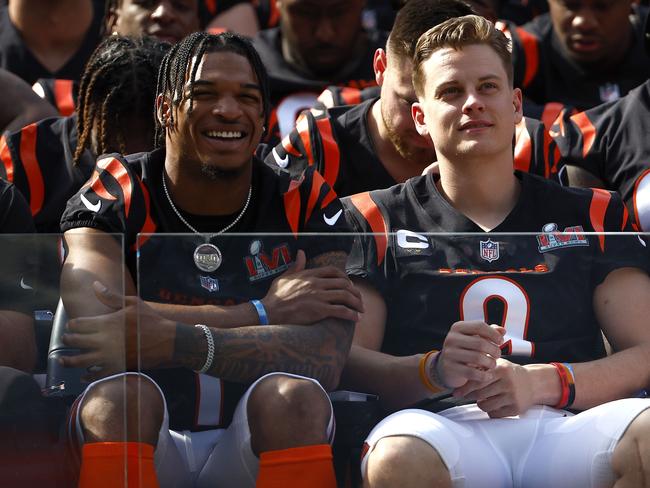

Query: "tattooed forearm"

xmin=174 ymin=318 xmax=353 ymax=390
xmin=173 ymin=250 xmax=355 ymax=389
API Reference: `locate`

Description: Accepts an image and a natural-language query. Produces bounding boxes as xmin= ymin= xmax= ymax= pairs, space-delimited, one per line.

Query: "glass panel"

xmin=0 ymin=232 xmax=125 ymax=485
xmin=130 ymin=231 xmax=649 ymax=481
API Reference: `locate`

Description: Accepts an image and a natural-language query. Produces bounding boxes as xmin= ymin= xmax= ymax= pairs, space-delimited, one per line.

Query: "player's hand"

xmin=61 ymin=281 xmax=176 ymax=381
xmin=261 ymin=250 xmax=364 ymax=324
xmin=437 ymin=321 xmax=505 ymax=389
xmin=453 ymin=358 xmax=536 ymax=418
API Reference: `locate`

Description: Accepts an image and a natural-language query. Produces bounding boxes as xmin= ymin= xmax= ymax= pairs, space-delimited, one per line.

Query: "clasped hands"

xmin=436 ymin=320 xmax=538 ymax=418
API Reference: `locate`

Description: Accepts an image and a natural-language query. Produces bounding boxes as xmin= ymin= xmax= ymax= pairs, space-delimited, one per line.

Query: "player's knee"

xmin=248 ymin=374 xmax=330 ymax=454
xmin=612 ymin=408 xmax=650 ymax=480
xmin=80 ymin=374 xmax=164 ymax=445
xmin=364 ymin=436 xmax=451 ymax=488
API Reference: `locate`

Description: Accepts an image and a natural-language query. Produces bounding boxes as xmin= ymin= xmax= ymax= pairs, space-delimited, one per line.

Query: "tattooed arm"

xmin=172 ymin=251 xmax=355 ymax=390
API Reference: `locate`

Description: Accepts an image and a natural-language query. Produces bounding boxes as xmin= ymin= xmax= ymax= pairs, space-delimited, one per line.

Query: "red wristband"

xmin=550 ymin=362 xmax=575 ymax=409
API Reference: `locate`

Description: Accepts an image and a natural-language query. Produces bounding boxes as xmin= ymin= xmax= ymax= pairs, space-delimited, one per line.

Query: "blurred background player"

xmin=0 ymin=0 xmax=104 ymax=85
xmin=551 ymin=78 xmax=650 ymax=232
xmin=104 ymin=0 xmax=202 ymax=44
xmin=341 ymin=15 xmax=650 ymax=487
xmin=0 ymin=36 xmax=170 ymax=233
xmin=0 ymin=180 xmax=66 ymax=488
xmin=33 ymin=0 xmax=203 ymax=115
xmin=253 ymin=0 xmax=387 ymax=144
xmin=503 ymin=0 xmax=650 ymax=125
xmin=0 ymin=179 xmax=36 ymax=372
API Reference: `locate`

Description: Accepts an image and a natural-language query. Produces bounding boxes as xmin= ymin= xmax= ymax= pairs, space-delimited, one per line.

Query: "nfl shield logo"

xmin=200 ymin=276 xmax=220 ymax=292
xmin=480 ymin=239 xmax=499 ymax=262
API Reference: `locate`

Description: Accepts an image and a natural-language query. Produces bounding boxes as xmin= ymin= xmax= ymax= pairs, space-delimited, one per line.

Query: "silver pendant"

xmin=194 ymin=243 xmax=222 ymax=272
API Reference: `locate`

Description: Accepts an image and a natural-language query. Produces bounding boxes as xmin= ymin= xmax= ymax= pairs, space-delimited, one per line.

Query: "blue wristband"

xmin=250 ymin=299 xmax=269 ymax=325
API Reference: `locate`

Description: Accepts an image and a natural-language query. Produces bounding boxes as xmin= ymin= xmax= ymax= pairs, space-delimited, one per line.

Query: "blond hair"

xmin=412 ymin=15 xmax=513 ymax=97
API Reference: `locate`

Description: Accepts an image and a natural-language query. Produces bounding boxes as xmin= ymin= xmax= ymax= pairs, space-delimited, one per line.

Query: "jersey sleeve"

xmin=282 ymin=165 xmax=352 ymax=260
xmin=32 ymin=78 xmax=77 ymax=116
xmin=341 ymin=192 xmax=392 ymax=297
xmin=0 ymin=117 xmax=88 ymax=232
xmin=266 ymin=110 xmax=344 ymax=192
xmin=498 ymin=21 xmax=540 ymax=92
xmin=586 ymin=188 xmax=650 ymax=284
xmin=0 ymin=124 xmax=47 ymax=219
xmin=60 ymin=153 xmax=150 ymax=248
xmin=514 ymin=116 xmax=565 ymax=182
xmin=552 ymin=105 xmax=609 ymax=183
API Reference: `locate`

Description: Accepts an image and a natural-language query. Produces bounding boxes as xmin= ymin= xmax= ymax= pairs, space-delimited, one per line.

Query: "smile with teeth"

xmin=204 ymin=130 xmax=245 ymax=139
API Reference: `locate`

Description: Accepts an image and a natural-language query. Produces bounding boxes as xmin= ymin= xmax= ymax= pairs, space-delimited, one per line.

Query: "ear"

xmin=512 ymin=87 xmax=523 ymax=124
xmin=104 ymin=5 xmax=119 ymax=35
xmin=373 ymin=48 xmax=388 ymax=86
xmin=156 ymin=94 xmax=172 ymax=126
xmin=412 ymin=102 xmax=429 ymax=138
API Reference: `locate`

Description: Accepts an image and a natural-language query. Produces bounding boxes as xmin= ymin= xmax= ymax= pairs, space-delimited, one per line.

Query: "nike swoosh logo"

xmin=272 ymin=147 xmax=289 ymax=169
xmin=323 ymin=209 xmax=343 ymax=226
xmin=80 ymin=194 xmax=101 ymax=213
xmin=20 ymin=277 xmax=33 ymax=290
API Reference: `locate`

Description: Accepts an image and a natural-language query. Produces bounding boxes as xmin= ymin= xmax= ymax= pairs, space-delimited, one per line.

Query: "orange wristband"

xmin=418 ymin=350 xmax=442 ymax=394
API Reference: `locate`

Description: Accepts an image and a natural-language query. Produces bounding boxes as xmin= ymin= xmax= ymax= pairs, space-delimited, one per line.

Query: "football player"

xmin=502 ymin=0 xmax=650 ymax=124
xmin=342 ymin=16 xmax=650 ymax=487
xmin=32 ymin=0 xmax=204 ymax=115
xmin=252 ymin=0 xmax=386 ymax=144
xmin=0 ymin=36 xmax=169 ymax=233
xmin=550 ymin=79 xmax=650 ymax=233
xmin=0 ymin=0 xmax=103 ymax=85
xmin=59 ymin=32 xmax=358 ymax=488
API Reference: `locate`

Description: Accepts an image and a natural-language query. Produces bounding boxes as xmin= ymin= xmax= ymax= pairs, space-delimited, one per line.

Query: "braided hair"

xmin=154 ymin=31 xmax=270 ymax=147
xmin=74 ymin=35 xmax=170 ymax=164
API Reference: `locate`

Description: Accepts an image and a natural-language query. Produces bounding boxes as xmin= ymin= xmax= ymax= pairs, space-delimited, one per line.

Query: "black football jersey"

xmin=0 ymin=4 xmax=102 ymax=85
xmin=32 ymin=78 xmax=78 ymax=116
xmin=502 ymin=6 xmax=650 ymax=116
xmin=344 ymin=171 xmax=647 ymax=364
xmin=61 ymin=148 xmax=351 ymax=430
xmin=551 ymin=80 xmax=650 ymax=233
xmin=265 ymin=100 xmax=560 ymax=197
xmin=0 ymin=115 xmax=95 ymax=232
xmin=0 ymin=179 xmax=37 ymax=314
xmin=252 ymin=27 xmax=386 ymax=146
xmin=264 ymin=99 xmax=398 ymax=197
